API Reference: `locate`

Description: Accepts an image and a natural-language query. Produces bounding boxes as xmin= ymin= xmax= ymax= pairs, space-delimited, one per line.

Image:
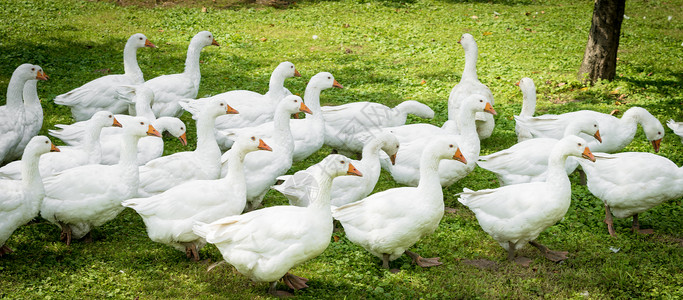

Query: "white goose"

xmin=180 ymin=61 xmax=301 ymax=142
xmin=40 ymin=117 xmax=160 ymax=244
xmin=194 ymin=155 xmax=362 ymax=297
xmin=0 ymin=111 xmax=121 ymax=180
xmin=448 ymin=33 xmax=495 ymax=140
xmin=514 ymin=77 xmax=537 ymax=142
xmin=275 ymin=132 xmax=399 ymax=207
xmin=6 ymin=78 xmax=48 ymax=162
xmin=49 ymin=86 xmax=187 ymax=165
xmin=515 ymin=106 xmax=665 ymax=153
xmin=383 ymin=94 xmax=496 ymax=187
xmin=122 ymin=135 xmax=272 ymax=261
xmin=576 ymin=152 xmax=683 ymax=237
xmin=333 ymin=137 xmax=466 ymax=269
xmin=137 ymin=98 xmax=237 ymax=197
xmin=0 ymin=136 xmax=58 ymax=256
xmin=322 ymin=100 xmax=434 ymax=155
xmin=666 ymin=120 xmax=683 ymax=142
xmin=0 ymin=64 xmax=48 ymax=165
xmin=458 ymin=135 xmax=596 ymax=263
xmin=477 ymin=116 xmax=602 ymax=186
xmin=54 ymin=33 xmax=156 ymax=121
xmin=144 ymin=31 xmax=219 ymax=117
xmin=219 ymin=95 xmax=311 ymax=211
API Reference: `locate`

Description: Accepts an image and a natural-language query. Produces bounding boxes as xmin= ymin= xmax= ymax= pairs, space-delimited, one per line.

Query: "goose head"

xmin=378 ymin=132 xmax=400 ymax=165
xmin=317 ymin=154 xmax=363 ymax=179
xmin=642 ymin=116 xmax=665 ymax=153
xmin=275 ymin=61 xmax=301 ymax=78
xmin=516 ymin=77 xmax=536 ymax=95
xmin=129 ymin=33 xmax=156 ymax=49
xmin=25 ymin=136 xmax=60 ymax=158
xmin=565 ymin=117 xmax=602 ymax=143
xmin=90 ymin=110 xmax=122 ymax=128
xmin=425 ymin=137 xmax=467 ymax=165
xmin=557 ymin=135 xmax=596 ymax=162
xmin=308 ymin=72 xmax=343 ymax=90
xmin=279 ymin=95 xmax=311 ymax=115
xmin=153 ymin=117 xmax=187 ymax=146
xmin=191 ymin=31 xmax=219 ymax=48
xmin=203 ymin=98 xmax=238 ymax=118
xmin=14 ymin=64 xmax=48 ymax=82
xmin=458 ymin=33 xmax=477 ymax=51
xmin=233 ymin=134 xmax=273 ymax=154
xmin=462 ymin=94 xmax=496 ymax=116
xmin=121 ymin=116 xmax=161 ymax=138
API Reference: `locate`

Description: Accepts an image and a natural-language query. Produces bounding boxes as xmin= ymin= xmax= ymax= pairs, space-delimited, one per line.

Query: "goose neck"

xmin=135 ymin=100 xmax=156 ymax=121
xmin=23 ymin=80 xmax=41 ymax=110
xmin=119 ymin=133 xmax=142 ymax=167
xmin=519 ymin=87 xmax=537 ymax=117
xmin=417 ymin=154 xmax=443 ymax=191
xmin=308 ymin=170 xmax=335 ymax=211
xmin=303 ymin=86 xmax=323 ymax=119
xmin=360 ymin=139 xmax=383 ymax=164
xmin=7 ymin=74 xmax=28 ymax=108
xmin=457 ymin=106 xmax=481 ymax=147
xmin=183 ymin=43 xmax=203 ymax=81
xmin=195 ymin=113 xmax=220 ymax=153
xmin=21 ymin=151 xmax=44 ymax=195
xmin=223 ymin=148 xmax=248 ymax=184
xmin=546 ymin=149 xmax=572 ymax=188
xmin=123 ymin=42 xmax=144 ymax=82
xmin=268 ymin=72 xmax=286 ymax=101
xmin=461 ymin=44 xmax=479 ymax=81
xmin=272 ymin=110 xmax=294 ymax=149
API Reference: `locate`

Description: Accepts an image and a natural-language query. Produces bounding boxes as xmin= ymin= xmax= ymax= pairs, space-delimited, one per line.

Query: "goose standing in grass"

xmin=333 ymin=138 xmax=466 ymax=270
xmin=322 ymin=100 xmax=434 ymax=156
xmin=0 ymin=111 xmax=121 ymax=180
xmin=458 ymin=135 xmax=595 ymax=264
xmin=0 ymin=136 xmax=59 ymax=256
xmin=219 ymin=95 xmax=311 ymax=211
xmin=144 ymin=31 xmax=219 ymax=118
xmin=274 ymin=132 xmax=400 ymax=207
xmin=666 ymin=120 xmax=683 ymax=142
xmin=194 ymin=155 xmax=362 ymax=297
xmin=515 ymin=106 xmax=665 ymax=153
xmin=137 ymin=98 xmax=236 ymax=197
xmin=40 ymin=118 xmax=160 ymax=245
xmin=0 ymin=64 xmax=49 ymax=166
xmin=576 ymin=152 xmax=683 ymax=237
xmin=54 ymin=33 xmax=156 ymax=121
xmin=448 ymin=33 xmax=495 ymax=140
xmin=180 ymin=61 xmax=301 ymax=145
xmin=383 ymin=94 xmax=495 ymax=187
xmin=477 ymin=116 xmax=601 ymax=186
xmin=50 ymin=86 xmax=187 ymax=165
xmin=122 ymin=135 xmax=272 ymax=261
xmin=514 ymin=77 xmax=537 ymax=142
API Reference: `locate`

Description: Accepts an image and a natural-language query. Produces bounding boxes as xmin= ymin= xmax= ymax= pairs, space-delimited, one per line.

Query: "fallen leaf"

xmin=482 ymin=31 xmax=492 ymax=36
xmin=259 ymin=37 xmax=267 ymax=42
xmin=201 ymin=6 xmax=207 ymax=12
xmin=557 ymin=82 xmax=566 ymax=87
xmin=647 ymin=72 xmax=653 ymax=76
xmin=333 ymin=236 xmax=340 ymax=242
xmin=344 ymin=48 xmax=353 ymax=54
xmin=610 ymin=109 xmax=620 ymax=116
xmin=342 ymin=23 xmax=350 ymax=28
xmin=471 ymin=15 xmax=478 ymax=19
xmin=525 ymin=12 xmax=531 ymax=16
xmin=580 ymin=87 xmax=589 ymax=91
xmin=420 ymin=80 xmax=426 ymax=85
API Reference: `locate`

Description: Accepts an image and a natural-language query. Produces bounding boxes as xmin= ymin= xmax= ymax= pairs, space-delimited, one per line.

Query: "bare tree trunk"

xmin=578 ymin=0 xmax=626 ymax=83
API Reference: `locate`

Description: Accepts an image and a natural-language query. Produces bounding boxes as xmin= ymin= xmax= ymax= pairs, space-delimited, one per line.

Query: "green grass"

xmin=1 ymin=0 xmax=682 ymax=298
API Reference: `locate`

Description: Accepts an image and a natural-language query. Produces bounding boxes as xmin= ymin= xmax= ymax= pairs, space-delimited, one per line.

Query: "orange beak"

xmin=294 ymin=69 xmax=301 ymax=77
xmin=484 ymin=102 xmax=497 ymax=115
xmin=147 ymin=125 xmax=161 ymax=137
xmin=593 ymin=130 xmax=602 ymax=143
xmin=299 ymin=102 xmax=313 ymax=114
xmin=515 ymin=81 xmax=520 ymax=86
xmin=332 ymin=80 xmax=343 ymax=89
xmin=453 ymin=148 xmax=467 ymax=164
xmin=145 ymin=39 xmax=157 ymax=48
xmin=112 ymin=117 xmax=123 ymax=128
xmin=582 ymin=147 xmax=596 ymax=162
xmin=347 ymin=162 xmax=362 ymax=177
xmin=211 ymin=39 xmax=220 ymax=46
xmin=390 ymin=153 xmax=397 ymax=165
xmin=651 ymin=138 xmax=661 ymax=153
xmin=257 ymin=139 xmax=272 ymax=151
xmin=178 ymin=133 xmax=188 ymax=146
xmin=457 ymin=38 xmax=462 ymax=44
xmin=50 ymin=143 xmax=60 ymax=152
xmin=226 ymin=105 xmax=239 ymax=114
xmin=36 ymin=70 xmax=48 ymax=81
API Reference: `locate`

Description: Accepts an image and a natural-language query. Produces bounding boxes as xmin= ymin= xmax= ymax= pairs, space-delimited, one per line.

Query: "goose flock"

xmin=1 ymin=31 xmax=681 ymax=296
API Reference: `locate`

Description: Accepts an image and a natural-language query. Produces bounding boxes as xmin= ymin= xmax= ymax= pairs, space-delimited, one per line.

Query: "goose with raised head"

xmin=180 ymin=61 xmax=301 ymax=139
xmin=122 ymin=135 xmax=272 ymax=261
xmin=322 ymin=100 xmax=434 ymax=155
xmin=383 ymin=94 xmax=496 ymax=187
xmin=478 ymin=116 xmax=601 ymax=186
xmin=458 ymin=135 xmax=596 ymax=263
xmin=40 ymin=117 xmax=161 ymax=245
xmin=0 ymin=111 xmax=122 ymax=180
xmin=333 ymin=138 xmax=466 ymax=270
xmin=144 ymin=31 xmax=219 ymax=118
xmin=515 ymin=106 xmax=665 ymax=153
xmin=137 ymin=98 xmax=237 ymax=197
xmin=54 ymin=33 xmax=156 ymax=121
xmin=275 ymin=132 xmax=400 ymax=207
xmin=219 ymin=95 xmax=311 ymax=211
xmin=6 ymin=78 xmax=49 ymax=162
xmin=0 ymin=64 xmax=48 ymax=165
xmin=448 ymin=33 xmax=495 ymax=140
xmin=514 ymin=77 xmax=537 ymax=142
xmin=0 ymin=136 xmax=58 ymax=256
xmin=194 ymin=155 xmax=362 ymax=297
xmin=576 ymin=152 xmax=683 ymax=237
xmin=666 ymin=120 xmax=683 ymax=142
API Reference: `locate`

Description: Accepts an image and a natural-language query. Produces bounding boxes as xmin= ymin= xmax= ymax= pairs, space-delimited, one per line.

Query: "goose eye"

xmin=658 ymin=131 xmax=661 ymax=135
xmin=294 ymin=100 xmax=298 ymax=103
xmin=45 ymin=141 xmax=49 ymax=144
xmin=251 ymin=136 xmax=255 ymax=141
xmin=340 ymin=160 xmax=345 ymax=164
xmin=140 ymin=122 xmax=144 ymax=125
xmin=328 ymin=76 xmax=331 ymax=80
xmin=180 ymin=127 xmax=184 ymax=130
xmin=220 ymin=103 xmax=224 ymax=106
xmin=449 ymin=144 xmax=454 ymax=148
xmin=578 ymin=143 xmax=582 ymax=147
xmin=290 ymin=66 xmax=293 ymax=69
xmin=139 ymin=37 xmax=143 ymax=40
xmin=594 ymin=124 xmax=597 ymax=127
xmin=479 ymin=100 xmax=483 ymax=103
xmin=31 ymin=68 xmax=35 ymax=71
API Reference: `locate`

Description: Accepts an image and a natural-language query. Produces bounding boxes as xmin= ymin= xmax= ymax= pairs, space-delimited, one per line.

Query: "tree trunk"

xmin=578 ymin=0 xmax=626 ymax=83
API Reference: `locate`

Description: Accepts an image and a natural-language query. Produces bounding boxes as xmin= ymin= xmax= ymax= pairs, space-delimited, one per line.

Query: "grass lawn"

xmin=1 ymin=0 xmax=682 ymax=298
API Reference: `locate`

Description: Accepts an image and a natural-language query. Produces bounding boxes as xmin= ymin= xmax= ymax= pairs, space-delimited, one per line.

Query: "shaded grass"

xmin=0 ymin=0 xmax=682 ymax=298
